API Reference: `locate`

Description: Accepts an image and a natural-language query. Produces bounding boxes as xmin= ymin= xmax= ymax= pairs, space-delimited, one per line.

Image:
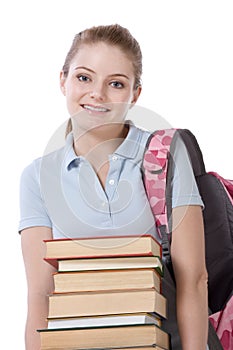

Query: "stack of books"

xmin=38 ymin=234 xmax=170 ymax=350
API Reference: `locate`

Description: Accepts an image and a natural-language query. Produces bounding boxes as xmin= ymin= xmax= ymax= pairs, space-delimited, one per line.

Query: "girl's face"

xmin=60 ymin=42 xmax=141 ymax=132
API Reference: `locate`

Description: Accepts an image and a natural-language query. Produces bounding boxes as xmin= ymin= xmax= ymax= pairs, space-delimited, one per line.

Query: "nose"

xmin=89 ymin=82 xmax=105 ymax=101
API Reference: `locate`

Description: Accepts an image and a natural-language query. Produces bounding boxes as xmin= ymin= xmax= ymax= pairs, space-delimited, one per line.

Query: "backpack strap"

xmin=178 ymin=129 xmax=206 ymax=176
xmin=142 ymin=128 xmax=205 ymax=237
xmin=142 ymin=128 xmax=178 ymax=262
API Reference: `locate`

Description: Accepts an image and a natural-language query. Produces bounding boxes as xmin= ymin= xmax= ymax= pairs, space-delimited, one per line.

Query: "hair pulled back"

xmin=63 ymin=24 xmax=142 ymax=136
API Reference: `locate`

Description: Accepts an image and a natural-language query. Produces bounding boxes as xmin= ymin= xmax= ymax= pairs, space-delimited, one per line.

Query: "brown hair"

xmin=63 ymin=24 xmax=142 ymax=136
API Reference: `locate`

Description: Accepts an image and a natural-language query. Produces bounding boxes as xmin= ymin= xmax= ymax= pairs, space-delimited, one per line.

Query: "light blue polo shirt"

xmin=18 ymin=122 xmax=203 ymax=240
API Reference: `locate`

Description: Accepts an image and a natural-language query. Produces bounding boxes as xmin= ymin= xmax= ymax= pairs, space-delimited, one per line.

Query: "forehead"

xmin=70 ymin=42 xmax=134 ymax=75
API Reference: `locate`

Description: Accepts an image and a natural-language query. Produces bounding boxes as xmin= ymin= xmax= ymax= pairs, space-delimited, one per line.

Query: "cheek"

xmin=112 ymin=102 xmax=131 ymax=121
xmin=111 ymin=89 xmax=134 ymax=104
xmin=65 ymin=85 xmax=83 ymax=103
xmin=64 ymin=88 xmax=83 ymax=116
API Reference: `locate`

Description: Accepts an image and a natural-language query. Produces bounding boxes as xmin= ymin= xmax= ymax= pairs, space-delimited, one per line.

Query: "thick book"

xmin=58 ymin=256 xmax=163 ymax=275
xmin=53 ymin=268 xmax=161 ymax=294
xmin=47 ymin=312 xmax=161 ymax=329
xmin=113 ymin=348 xmax=165 ymax=350
xmin=110 ymin=348 xmax=165 ymax=350
xmin=44 ymin=234 xmax=161 ymax=267
xmin=39 ymin=324 xmax=169 ymax=350
xmin=48 ymin=288 xmax=167 ymax=319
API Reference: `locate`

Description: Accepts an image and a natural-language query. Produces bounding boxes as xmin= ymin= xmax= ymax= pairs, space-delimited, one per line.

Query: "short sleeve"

xmin=18 ymin=160 xmax=52 ymax=233
xmin=171 ymin=135 xmax=204 ymax=208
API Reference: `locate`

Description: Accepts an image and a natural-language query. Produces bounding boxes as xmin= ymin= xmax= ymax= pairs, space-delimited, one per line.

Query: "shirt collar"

xmin=64 ymin=133 xmax=80 ymax=170
xmin=64 ymin=121 xmax=144 ymax=170
xmin=113 ymin=121 xmax=142 ymax=159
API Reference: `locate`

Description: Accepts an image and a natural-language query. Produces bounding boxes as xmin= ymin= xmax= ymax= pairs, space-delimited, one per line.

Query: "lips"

xmin=81 ymin=104 xmax=110 ymax=113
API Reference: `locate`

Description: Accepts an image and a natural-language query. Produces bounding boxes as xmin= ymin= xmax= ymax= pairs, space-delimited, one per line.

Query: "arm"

xmin=21 ymin=227 xmax=56 ymax=350
xmin=171 ymin=205 xmax=208 ymax=350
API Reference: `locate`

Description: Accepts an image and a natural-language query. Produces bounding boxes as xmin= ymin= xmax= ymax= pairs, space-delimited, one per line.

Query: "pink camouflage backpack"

xmin=142 ymin=128 xmax=233 ymax=350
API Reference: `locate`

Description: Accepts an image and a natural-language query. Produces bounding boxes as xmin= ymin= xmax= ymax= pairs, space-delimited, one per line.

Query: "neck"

xmin=73 ymin=123 xmax=129 ymax=158
xmin=72 ymin=123 xmax=129 ymax=175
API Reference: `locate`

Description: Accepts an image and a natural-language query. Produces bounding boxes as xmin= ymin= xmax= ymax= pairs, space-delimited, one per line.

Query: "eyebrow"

xmin=74 ymin=66 xmax=130 ymax=80
xmin=74 ymin=66 xmax=95 ymax=73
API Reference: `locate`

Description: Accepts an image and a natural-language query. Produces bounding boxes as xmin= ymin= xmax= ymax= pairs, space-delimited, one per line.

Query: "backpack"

xmin=142 ymin=128 xmax=233 ymax=350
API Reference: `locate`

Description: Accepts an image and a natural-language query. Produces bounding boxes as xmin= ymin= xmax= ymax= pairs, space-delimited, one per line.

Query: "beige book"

xmin=53 ymin=268 xmax=161 ymax=293
xmin=39 ymin=324 xmax=169 ymax=350
xmin=48 ymin=288 xmax=167 ymax=319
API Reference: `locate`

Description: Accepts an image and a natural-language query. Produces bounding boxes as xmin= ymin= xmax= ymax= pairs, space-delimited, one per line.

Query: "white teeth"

xmin=83 ymin=105 xmax=109 ymax=112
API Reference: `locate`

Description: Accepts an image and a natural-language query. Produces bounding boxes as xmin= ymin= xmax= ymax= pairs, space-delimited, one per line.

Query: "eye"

xmin=77 ymin=74 xmax=90 ymax=82
xmin=110 ymin=81 xmax=124 ymax=89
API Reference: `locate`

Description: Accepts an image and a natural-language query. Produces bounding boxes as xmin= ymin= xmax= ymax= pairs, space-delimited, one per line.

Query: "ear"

xmin=130 ymin=86 xmax=142 ymax=107
xmin=60 ymin=71 xmax=66 ymax=96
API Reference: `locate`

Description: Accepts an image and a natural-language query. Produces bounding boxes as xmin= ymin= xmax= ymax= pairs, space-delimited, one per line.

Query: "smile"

xmin=82 ymin=104 xmax=110 ymax=113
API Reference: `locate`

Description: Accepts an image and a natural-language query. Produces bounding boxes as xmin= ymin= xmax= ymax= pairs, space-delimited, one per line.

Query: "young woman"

xmin=19 ymin=24 xmax=208 ymax=350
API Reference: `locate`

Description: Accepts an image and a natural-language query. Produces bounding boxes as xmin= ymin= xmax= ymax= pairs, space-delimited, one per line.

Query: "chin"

xmin=72 ymin=109 xmax=126 ymax=130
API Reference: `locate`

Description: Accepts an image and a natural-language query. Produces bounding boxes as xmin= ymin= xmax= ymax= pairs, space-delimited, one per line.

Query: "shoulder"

xmin=20 ymin=158 xmax=41 ymax=185
xmin=126 ymin=121 xmax=152 ymax=148
xmin=20 ymin=145 xmax=67 ymax=185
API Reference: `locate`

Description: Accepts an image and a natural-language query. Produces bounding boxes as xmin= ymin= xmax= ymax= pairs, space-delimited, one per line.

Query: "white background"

xmin=0 ymin=0 xmax=232 ymax=348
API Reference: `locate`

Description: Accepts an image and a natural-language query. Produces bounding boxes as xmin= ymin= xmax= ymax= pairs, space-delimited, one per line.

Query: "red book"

xmin=44 ymin=234 xmax=162 ymax=268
